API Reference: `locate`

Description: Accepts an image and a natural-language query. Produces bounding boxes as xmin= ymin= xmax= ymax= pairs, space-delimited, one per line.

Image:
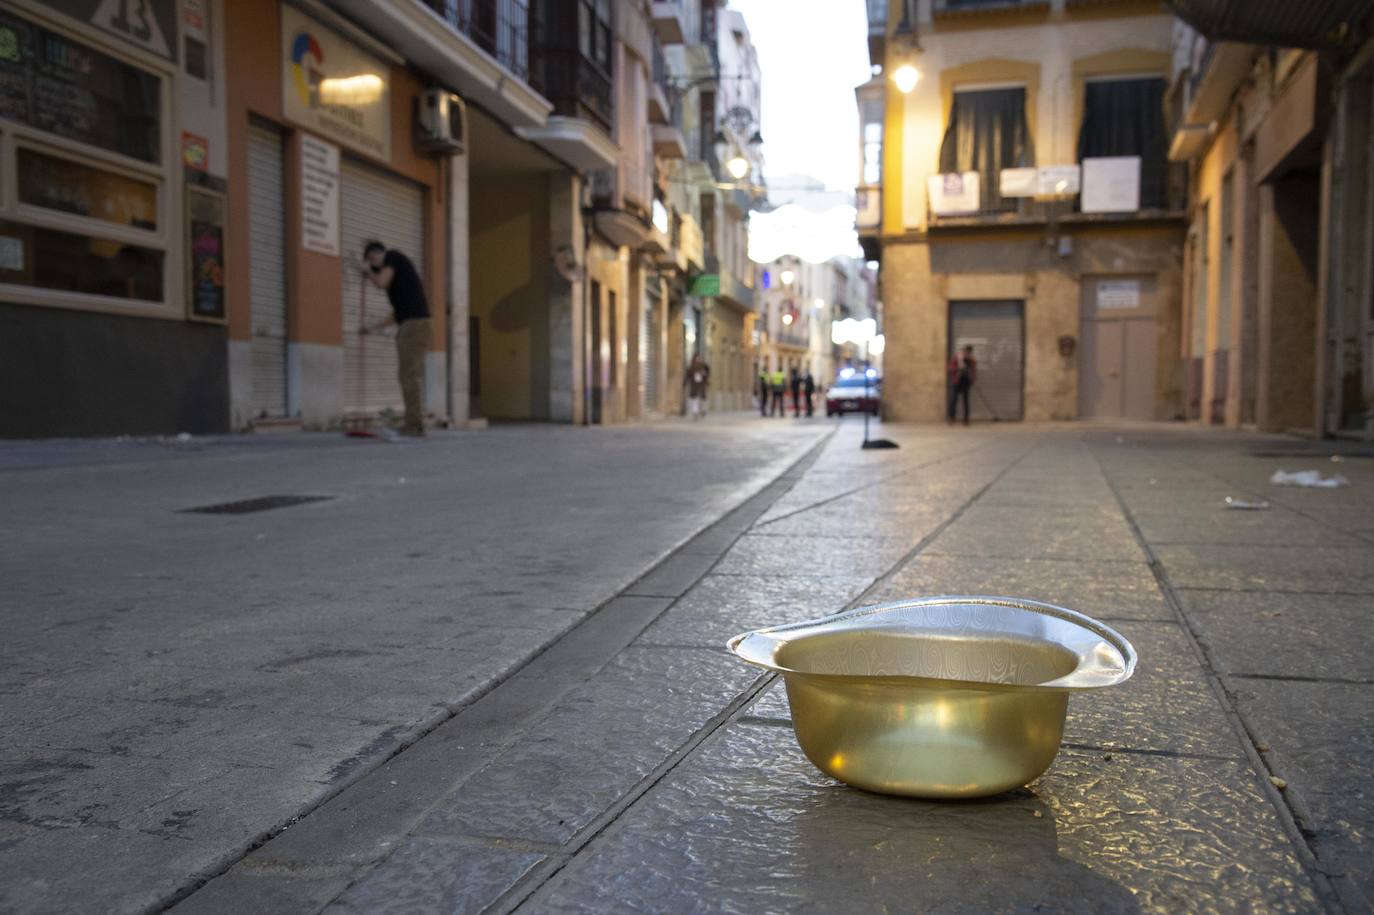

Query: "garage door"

xmin=949 ymin=300 xmax=1024 ymax=421
xmin=341 ymin=157 xmax=426 ymax=416
xmin=248 ymin=124 xmax=288 ymax=419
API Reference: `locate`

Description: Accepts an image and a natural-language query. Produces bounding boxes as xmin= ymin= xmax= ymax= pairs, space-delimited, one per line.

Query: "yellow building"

xmin=860 ymin=0 xmax=1186 ymax=423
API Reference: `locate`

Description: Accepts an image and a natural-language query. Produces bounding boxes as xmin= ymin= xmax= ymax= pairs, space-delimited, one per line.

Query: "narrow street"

xmin=3 ymin=418 xmax=1371 ymax=913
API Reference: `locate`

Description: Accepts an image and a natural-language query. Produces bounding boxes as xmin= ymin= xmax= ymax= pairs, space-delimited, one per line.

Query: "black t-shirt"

xmin=382 ymin=250 xmax=429 ymax=322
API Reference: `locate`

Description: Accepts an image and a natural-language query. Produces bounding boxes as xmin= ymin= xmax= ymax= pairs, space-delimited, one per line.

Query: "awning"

xmin=1166 ymin=0 xmax=1372 ymax=50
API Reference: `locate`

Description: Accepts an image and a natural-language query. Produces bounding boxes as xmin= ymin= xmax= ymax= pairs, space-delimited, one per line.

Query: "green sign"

xmin=690 ymin=274 xmax=720 ymax=296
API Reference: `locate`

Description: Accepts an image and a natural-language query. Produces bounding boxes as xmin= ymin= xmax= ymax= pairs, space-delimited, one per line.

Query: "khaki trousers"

xmin=396 ymin=318 xmax=431 ymax=433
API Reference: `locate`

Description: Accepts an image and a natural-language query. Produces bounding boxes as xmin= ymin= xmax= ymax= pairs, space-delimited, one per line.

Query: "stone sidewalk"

xmin=176 ymin=422 xmax=1373 ymax=914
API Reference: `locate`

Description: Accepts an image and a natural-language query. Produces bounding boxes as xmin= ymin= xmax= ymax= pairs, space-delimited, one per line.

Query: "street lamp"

xmin=725 ymin=155 xmax=751 ymax=180
xmin=780 ymin=269 xmax=795 ymax=286
xmin=892 ymin=64 xmax=921 ymax=94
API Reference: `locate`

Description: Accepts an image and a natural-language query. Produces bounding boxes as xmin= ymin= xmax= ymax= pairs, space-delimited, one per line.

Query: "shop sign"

xmin=927 ymin=172 xmax=980 ymax=215
xmin=690 ymin=274 xmax=720 ymax=297
xmin=1096 ymin=279 xmax=1140 ymax=310
xmin=281 ymin=6 xmax=390 ymax=160
xmin=36 ymin=0 xmax=177 ymax=59
xmin=186 ymin=186 xmax=226 ymax=321
xmin=300 ymin=134 xmax=340 ymax=255
xmin=1081 ymin=156 xmax=1140 ymax=213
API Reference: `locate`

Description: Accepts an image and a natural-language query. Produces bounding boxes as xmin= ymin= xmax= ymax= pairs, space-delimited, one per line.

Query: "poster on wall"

xmin=280 ymin=6 xmax=391 ymax=160
xmin=1081 ymin=157 xmax=1141 ymax=213
xmin=186 ymin=186 xmax=226 ymax=322
xmin=928 ymin=172 xmax=981 ymax=215
xmin=300 ymin=134 xmax=340 ymax=255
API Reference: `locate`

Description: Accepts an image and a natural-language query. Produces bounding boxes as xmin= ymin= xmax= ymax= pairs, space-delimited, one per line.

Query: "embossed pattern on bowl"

xmin=728 ymin=597 xmax=1137 ymax=798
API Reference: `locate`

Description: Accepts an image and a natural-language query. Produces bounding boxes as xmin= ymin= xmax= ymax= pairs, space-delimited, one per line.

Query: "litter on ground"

xmin=1269 ymin=469 xmax=1349 ymax=488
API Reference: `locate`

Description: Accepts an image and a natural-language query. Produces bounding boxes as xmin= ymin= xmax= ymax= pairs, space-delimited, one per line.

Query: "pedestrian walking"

xmin=803 ymin=370 xmax=816 ymax=417
xmin=685 ymin=354 xmax=711 ymax=420
xmin=947 ymin=344 xmax=977 ymax=425
xmin=360 ymin=240 xmax=430 ymax=437
xmin=758 ymin=368 xmax=770 ymax=417
xmin=790 ymin=369 xmax=802 ymax=417
xmin=770 ymin=368 xmax=787 ymax=417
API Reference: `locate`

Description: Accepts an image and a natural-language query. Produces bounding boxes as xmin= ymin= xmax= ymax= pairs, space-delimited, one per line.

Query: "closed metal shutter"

xmin=340 ymin=157 xmax=426 ymax=416
xmin=641 ymin=287 xmax=661 ymax=414
xmin=248 ymin=125 xmax=288 ymax=419
xmin=949 ymin=300 xmax=1024 ymax=421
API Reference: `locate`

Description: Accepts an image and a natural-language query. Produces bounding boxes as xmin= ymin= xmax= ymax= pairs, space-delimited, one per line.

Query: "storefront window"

xmin=17 ymin=147 xmax=158 ymax=231
xmin=0 ymin=9 xmax=162 ymax=163
xmin=0 ymin=8 xmax=170 ymax=313
xmin=0 ymin=219 xmax=164 ymax=302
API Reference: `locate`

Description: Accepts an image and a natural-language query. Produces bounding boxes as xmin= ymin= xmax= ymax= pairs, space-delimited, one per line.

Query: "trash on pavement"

xmin=1224 ymin=497 xmax=1271 ymax=510
xmin=728 ymin=596 xmax=1136 ymax=800
xmin=1269 ymin=469 xmax=1350 ymax=488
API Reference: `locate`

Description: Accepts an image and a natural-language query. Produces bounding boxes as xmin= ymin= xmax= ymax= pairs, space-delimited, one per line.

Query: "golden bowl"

xmin=728 ymin=596 xmax=1137 ymax=799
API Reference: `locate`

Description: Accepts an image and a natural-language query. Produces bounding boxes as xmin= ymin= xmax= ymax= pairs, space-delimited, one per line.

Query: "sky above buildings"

xmin=726 ymin=0 xmax=873 ymax=193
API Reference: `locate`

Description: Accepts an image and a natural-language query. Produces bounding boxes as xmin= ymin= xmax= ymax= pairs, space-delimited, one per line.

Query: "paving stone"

xmin=324 ymin=838 xmax=543 ymax=915
xmin=1131 ymin=507 xmax=1362 ymax=547
xmin=170 ymin=873 xmax=352 ymax=915
xmin=928 ymin=505 xmax=1144 ymax=562
xmin=1232 ymin=679 xmax=1374 ymax=909
xmin=624 ymin=552 xmax=723 ymax=598
xmin=638 ymin=573 xmax=875 ymax=648
xmin=525 ymin=722 xmax=1319 ymax=914
xmin=712 ymin=534 xmax=912 ymax=580
xmin=418 ymin=647 xmax=764 ymax=845
xmin=1065 ymin=621 xmax=1245 ymax=760
xmin=1178 ymin=590 xmax=1374 ymax=682
xmin=1153 ymin=544 xmax=1374 ymax=593
xmin=864 ymin=554 xmax=1174 ymax=621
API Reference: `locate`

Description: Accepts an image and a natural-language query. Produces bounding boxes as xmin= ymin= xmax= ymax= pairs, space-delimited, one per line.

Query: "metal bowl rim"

xmin=727 ymin=595 xmax=1137 ymax=692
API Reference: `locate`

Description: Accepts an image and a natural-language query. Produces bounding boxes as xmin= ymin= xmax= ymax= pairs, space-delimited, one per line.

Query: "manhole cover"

xmin=181 ymin=494 xmax=334 ymax=515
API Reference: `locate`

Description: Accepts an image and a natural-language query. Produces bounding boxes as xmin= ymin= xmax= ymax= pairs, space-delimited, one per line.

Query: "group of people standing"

xmin=758 ymin=367 xmax=817 ymax=418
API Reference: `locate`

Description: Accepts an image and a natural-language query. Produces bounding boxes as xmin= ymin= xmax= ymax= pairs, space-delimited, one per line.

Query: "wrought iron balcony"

xmin=423 ymin=0 xmax=532 ymax=81
xmin=933 ymin=0 xmax=1049 ymax=15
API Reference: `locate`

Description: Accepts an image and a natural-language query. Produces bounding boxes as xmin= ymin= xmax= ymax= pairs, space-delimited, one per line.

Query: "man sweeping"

xmin=359 ymin=240 xmax=430 ymax=437
xmin=948 ymin=344 xmax=977 ymax=425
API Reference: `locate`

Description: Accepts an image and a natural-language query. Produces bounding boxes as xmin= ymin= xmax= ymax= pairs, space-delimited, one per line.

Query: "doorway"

xmin=1079 ymin=275 xmax=1159 ymax=420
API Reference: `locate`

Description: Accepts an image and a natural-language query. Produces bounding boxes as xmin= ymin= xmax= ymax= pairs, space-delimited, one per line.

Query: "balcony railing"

xmin=532 ymin=49 xmax=613 ymax=130
xmin=424 ymin=0 xmax=532 ymax=81
xmin=933 ymin=0 xmax=1048 ymax=14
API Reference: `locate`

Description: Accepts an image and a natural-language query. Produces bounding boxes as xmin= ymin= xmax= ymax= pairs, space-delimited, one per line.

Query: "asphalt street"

xmin=3 ymin=418 xmax=1372 ymax=914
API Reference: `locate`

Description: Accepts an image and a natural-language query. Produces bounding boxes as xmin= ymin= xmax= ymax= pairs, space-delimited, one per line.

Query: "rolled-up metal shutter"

xmin=949 ymin=300 xmax=1024 ymax=421
xmin=641 ymin=286 xmax=661 ymax=414
xmin=248 ymin=125 xmax=288 ymax=419
xmin=340 ymin=157 xmax=426 ymax=416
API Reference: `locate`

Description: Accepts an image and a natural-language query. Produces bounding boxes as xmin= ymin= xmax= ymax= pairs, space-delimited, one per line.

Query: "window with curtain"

xmin=938 ymin=87 xmax=1034 ymax=212
xmin=1077 ymin=77 xmax=1168 ymax=209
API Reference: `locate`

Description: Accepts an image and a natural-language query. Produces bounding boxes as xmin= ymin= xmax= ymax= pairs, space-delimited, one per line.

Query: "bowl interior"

xmin=730 ymin=596 xmax=1136 ymax=691
xmin=775 ymin=625 xmax=1081 ymax=687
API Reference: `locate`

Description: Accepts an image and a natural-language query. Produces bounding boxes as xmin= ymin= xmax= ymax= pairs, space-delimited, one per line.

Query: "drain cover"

xmin=181 ymin=494 xmax=334 ymax=515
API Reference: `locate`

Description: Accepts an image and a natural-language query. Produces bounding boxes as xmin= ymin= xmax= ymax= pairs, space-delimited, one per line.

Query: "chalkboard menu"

xmin=186 ymin=187 xmax=225 ymax=322
xmin=0 ymin=8 xmax=160 ymax=164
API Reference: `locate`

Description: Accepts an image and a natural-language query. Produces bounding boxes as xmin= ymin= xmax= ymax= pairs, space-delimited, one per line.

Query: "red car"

xmin=826 ymin=373 xmax=881 ymax=416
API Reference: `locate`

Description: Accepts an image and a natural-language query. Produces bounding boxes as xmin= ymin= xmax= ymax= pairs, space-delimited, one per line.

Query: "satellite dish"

xmin=553 ymin=245 xmax=584 ymax=283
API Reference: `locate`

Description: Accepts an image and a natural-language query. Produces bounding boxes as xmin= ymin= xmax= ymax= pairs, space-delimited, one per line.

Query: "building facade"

xmin=0 ymin=0 xmax=757 ymax=437
xmin=862 ymin=0 xmax=1187 ymax=424
xmin=1165 ymin=3 xmax=1374 ymax=437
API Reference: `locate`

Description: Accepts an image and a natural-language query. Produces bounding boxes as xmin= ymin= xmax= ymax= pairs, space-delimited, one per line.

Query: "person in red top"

xmin=948 ymin=344 xmax=977 ymax=425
